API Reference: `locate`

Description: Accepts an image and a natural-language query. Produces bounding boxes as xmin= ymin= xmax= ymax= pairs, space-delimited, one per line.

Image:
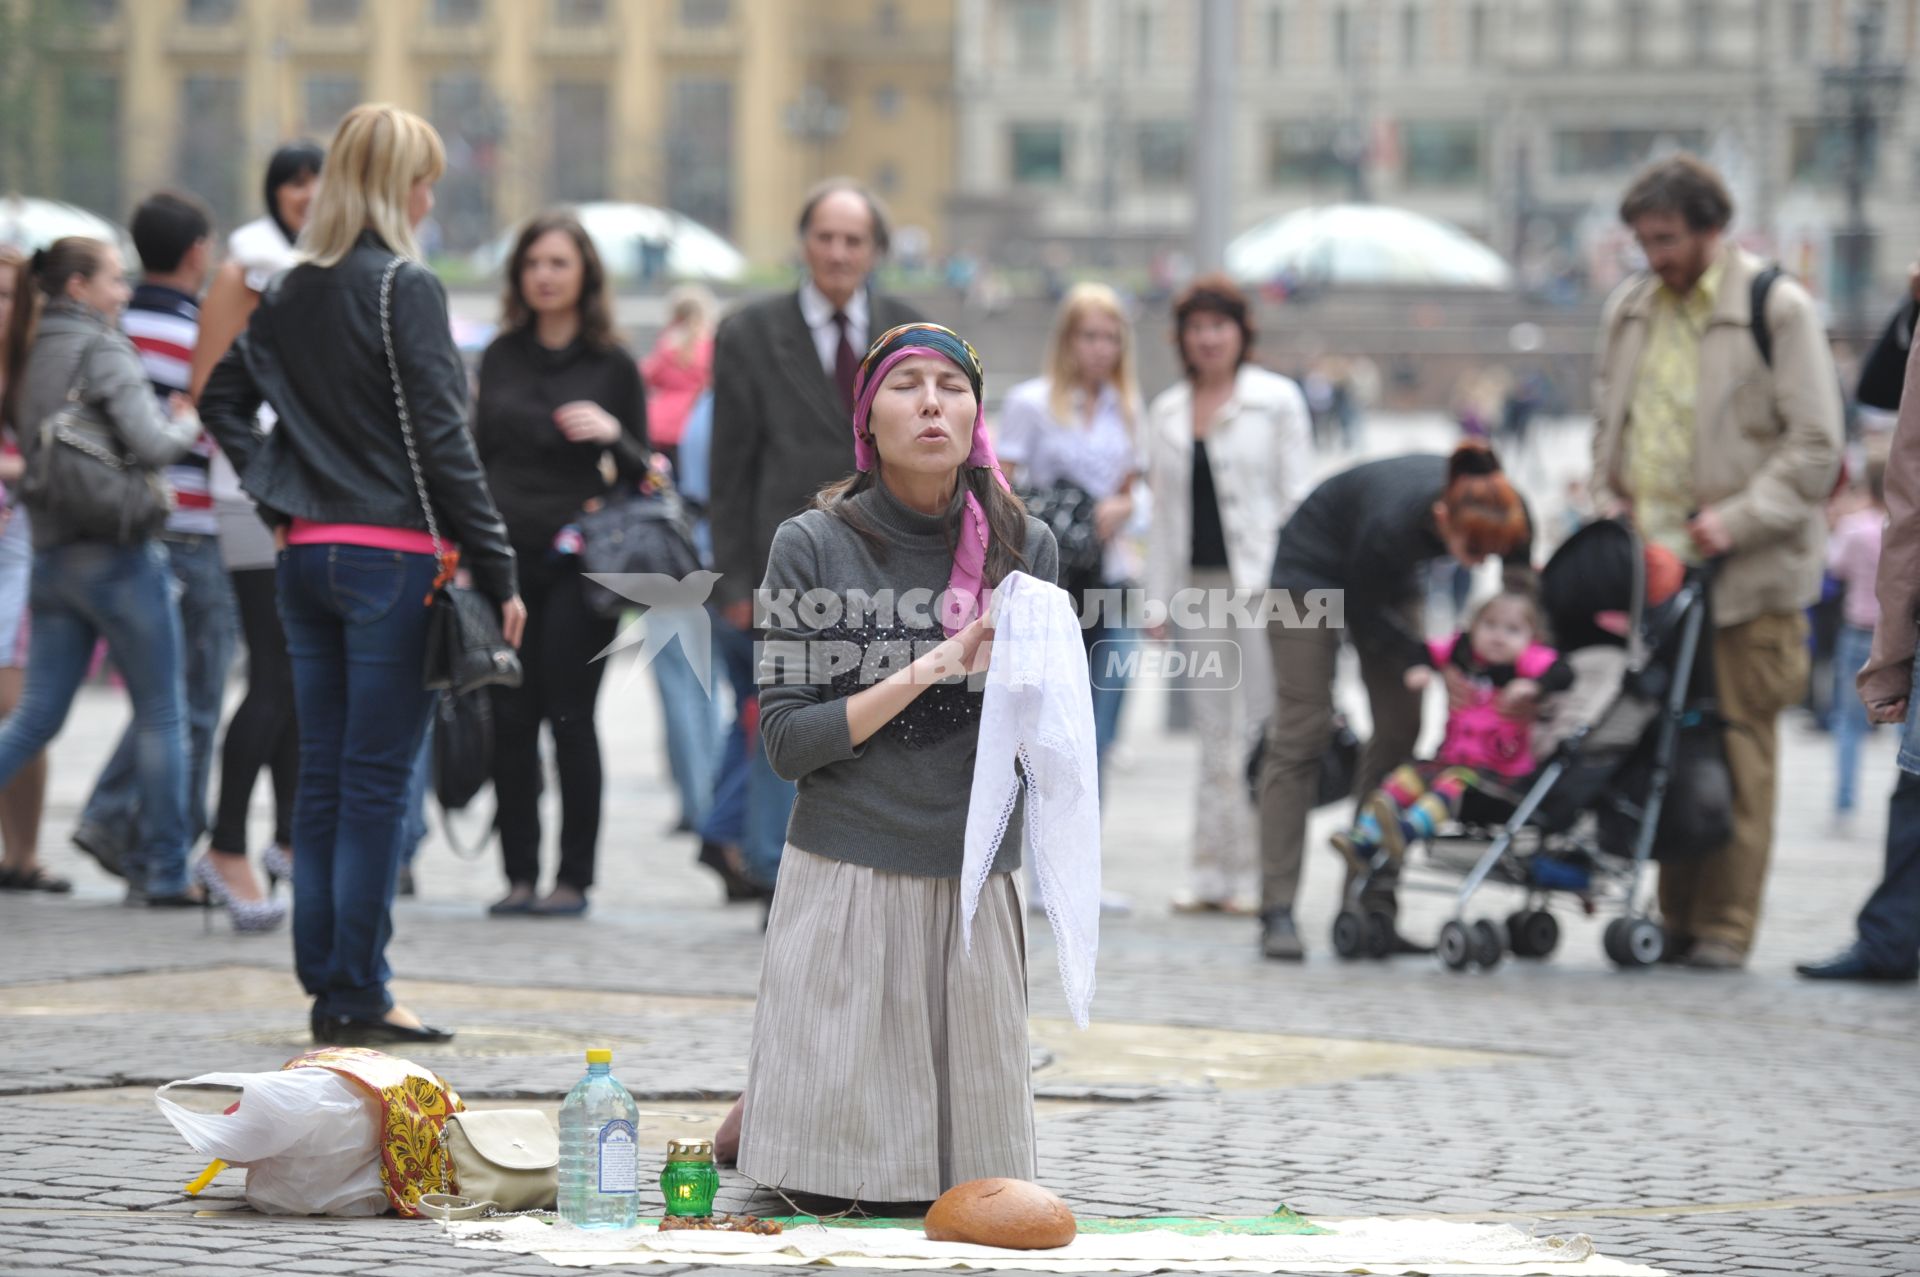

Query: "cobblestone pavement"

xmin=2 ymin=420 xmax=1917 ymax=1277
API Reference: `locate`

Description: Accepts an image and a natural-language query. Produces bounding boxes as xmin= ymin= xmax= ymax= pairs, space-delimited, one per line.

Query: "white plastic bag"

xmin=156 ymin=1069 xmax=388 ymax=1216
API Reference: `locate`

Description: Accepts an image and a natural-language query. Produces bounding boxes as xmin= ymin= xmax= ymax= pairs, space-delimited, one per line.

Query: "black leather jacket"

xmin=200 ymin=232 xmax=517 ymax=603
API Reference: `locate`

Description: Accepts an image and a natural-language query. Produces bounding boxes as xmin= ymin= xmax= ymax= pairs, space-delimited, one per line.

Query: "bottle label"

xmin=597 ymin=1118 xmax=637 ymax=1195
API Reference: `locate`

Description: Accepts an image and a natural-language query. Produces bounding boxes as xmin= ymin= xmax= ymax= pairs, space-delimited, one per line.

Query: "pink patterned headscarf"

xmin=850 ymin=323 xmax=1010 ymax=636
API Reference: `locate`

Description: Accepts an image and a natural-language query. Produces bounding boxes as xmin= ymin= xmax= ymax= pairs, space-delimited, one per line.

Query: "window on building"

xmin=1008 ymin=0 xmax=1061 ymax=73
xmin=185 ymin=0 xmax=238 ymax=23
xmin=667 ymin=78 xmax=733 ymax=234
xmin=554 ymin=0 xmax=607 ymax=25
xmin=1136 ymin=120 xmax=1188 ymax=186
xmin=1010 ymin=123 xmax=1066 ymax=184
xmin=1550 ymin=127 xmax=1706 ymax=177
xmin=1263 ymin=3 xmax=1284 ymax=68
xmin=1621 ymin=0 xmax=1648 ymax=64
xmin=1791 ymin=119 xmax=1878 ymax=185
xmin=303 ymin=74 xmax=362 ymax=136
xmin=431 ymin=0 xmax=483 ymax=24
xmin=58 ymin=70 xmax=120 ymax=218
xmin=1400 ymin=4 xmax=1421 ymax=68
xmin=429 ymin=74 xmax=497 ymax=250
xmin=178 ymin=76 xmax=243 ymax=226
xmin=551 ymin=82 xmax=609 ymax=202
xmin=1467 ymin=2 xmax=1488 ymax=65
xmin=1788 ymin=0 xmax=1814 ymax=62
xmin=874 ymin=161 xmax=899 ymax=193
xmin=874 ymin=85 xmax=901 ymax=118
xmin=1332 ymin=5 xmax=1352 ymax=67
xmin=680 ymin=0 xmax=731 ymax=28
xmin=1402 ymin=120 xmax=1482 ymax=187
xmin=1686 ymin=0 xmax=1712 ymax=63
xmin=308 ymin=0 xmax=361 ymax=23
xmin=876 ymin=1 xmax=899 ymax=33
xmin=1553 ymin=0 xmax=1579 ymax=66
xmin=80 ymin=0 xmax=120 ymax=21
xmin=1266 ymin=121 xmax=1346 ymax=187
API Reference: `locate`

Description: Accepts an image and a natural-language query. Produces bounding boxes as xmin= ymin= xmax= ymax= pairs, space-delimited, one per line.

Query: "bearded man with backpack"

xmin=1590 ymin=154 xmax=1844 ymax=970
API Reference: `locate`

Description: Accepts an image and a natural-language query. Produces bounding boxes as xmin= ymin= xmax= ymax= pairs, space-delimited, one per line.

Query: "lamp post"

xmin=1820 ymin=4 xmax=1905 ymax=341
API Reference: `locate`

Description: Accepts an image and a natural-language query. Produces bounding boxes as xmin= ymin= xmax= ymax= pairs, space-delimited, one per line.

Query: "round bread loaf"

xmin=923 ymin=1178 xmax=1077 ymax=1250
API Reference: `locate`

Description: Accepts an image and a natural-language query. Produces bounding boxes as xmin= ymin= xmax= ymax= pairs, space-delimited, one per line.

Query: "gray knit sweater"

xmin=756 ymin=479 xmax=1059 ymax=878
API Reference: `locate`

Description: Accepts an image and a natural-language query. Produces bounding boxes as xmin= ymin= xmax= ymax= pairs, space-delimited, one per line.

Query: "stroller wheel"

xmin=1470 ymin=920 xmax=1504 ymax=969
xmin=1604 ymin=917 xmax=1665 ymax=968
xmin=1364 ymin=911 xmax=1395 ymax=960
xmin=1332 ymin=909 xmax=1366 ymax=960
xmin=1513 ymin=910 xmax=1560 ymax=959
xmin=1439 ymin=921 xmax=1472 ymax=971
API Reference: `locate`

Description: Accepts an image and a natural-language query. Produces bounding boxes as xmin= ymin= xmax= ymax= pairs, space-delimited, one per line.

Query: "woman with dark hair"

xmin=1143 ymin=273 xmax=1314 ymax=917
xmin=730 ymin=321 xmax=1057 ymax=1201
xmin=1255 ymin=442 xmax=1532 ymax=960
xmin=0 ymin=245 xmax=51 ymax=895
xmin=475 ymin=211 xmax=650 ymax=918
xmin=193 ymin=139 xmax=325 ymax=915
xmin=0 ymin=238 xmax=202 ymax=902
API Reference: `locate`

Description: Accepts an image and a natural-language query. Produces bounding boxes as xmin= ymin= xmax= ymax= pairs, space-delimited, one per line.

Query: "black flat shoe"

xmin=1796 ymin=949 xmax=1920 ymax=983
xmin=698 ymin=840 xmax=771 ymax=903
xmin=322 ymin=1014 xmax=456 ymax=1046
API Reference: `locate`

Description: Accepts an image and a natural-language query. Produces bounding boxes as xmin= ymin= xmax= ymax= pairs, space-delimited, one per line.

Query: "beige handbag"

xmin=439 ymin=1109 xmax=558 ymax=1216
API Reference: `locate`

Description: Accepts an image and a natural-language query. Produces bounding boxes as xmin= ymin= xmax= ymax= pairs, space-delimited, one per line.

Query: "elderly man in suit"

xmin=708 ymin=179 xmax=925 ymax=890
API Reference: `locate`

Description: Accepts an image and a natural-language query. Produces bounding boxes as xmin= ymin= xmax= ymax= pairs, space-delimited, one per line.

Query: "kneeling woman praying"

xmin=734 ymin=323 xmax=1058 ymax=1203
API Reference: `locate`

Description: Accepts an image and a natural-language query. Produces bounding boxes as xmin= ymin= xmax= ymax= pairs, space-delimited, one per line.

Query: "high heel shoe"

xmin=192 ymin=857 xmax=289 ymax=934
xmin=262 ymin=845 xmax=294 ymax=897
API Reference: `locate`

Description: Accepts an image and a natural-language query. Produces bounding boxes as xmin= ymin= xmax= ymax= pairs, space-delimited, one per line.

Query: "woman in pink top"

xmin=1831 ymin=453 xmax=1888 ymax=825
xmin=1333 ymin=589 xmax=1572 ymax=868
xmin=640 ymin=284 xmax=715 ymax=476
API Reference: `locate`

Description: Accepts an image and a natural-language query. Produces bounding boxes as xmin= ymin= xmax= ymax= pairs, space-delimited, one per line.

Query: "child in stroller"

xmin=1332 ymin=588 xmax=1572 ymax=873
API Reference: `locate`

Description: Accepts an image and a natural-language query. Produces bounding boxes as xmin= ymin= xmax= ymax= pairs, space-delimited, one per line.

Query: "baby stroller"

xmin=1331 ymin=518 xmax=1733 ymax=972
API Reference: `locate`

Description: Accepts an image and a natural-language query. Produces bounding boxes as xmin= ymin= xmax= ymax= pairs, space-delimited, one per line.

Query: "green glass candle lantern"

xmin=659 ymin=1137 xmax=720 ymax=1218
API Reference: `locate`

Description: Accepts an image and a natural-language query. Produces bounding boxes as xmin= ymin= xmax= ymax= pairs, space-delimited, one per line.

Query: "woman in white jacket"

xmin=1144 ymin=275 xmax=1313 ymax=918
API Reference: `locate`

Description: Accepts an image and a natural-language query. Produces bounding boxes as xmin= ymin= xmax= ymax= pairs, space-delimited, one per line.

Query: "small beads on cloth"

xmin=822 ymin=621 xmax=983 ymax=750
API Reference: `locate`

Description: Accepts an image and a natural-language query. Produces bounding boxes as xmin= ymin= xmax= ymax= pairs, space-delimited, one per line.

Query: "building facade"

xmin=8 ymin=0 xmax=955 ymax=265
xmin=952 ymin=0 xmax=1920 ymax=302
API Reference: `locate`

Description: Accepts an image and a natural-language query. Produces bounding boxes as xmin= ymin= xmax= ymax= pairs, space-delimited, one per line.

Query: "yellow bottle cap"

xmin=586 ymin=1048 xmax=612 ymax=1065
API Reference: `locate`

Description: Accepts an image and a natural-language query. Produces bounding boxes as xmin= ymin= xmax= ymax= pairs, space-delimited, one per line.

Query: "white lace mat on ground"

xmin=445 ymin=1216 xmax=1666 ymax=1274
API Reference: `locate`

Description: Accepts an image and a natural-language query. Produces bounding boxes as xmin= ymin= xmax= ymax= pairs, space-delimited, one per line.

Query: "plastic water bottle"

xmin=558 ymin=1048 xmax=640 ymax=1229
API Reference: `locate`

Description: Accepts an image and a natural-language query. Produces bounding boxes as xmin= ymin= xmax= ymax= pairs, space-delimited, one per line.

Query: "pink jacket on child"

xmin=1427 ymin=637 xmax=1564 ymax=778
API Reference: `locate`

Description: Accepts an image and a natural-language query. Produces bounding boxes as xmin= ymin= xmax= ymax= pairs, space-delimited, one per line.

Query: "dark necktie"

xmin=832 ymin=310 xmax=859 ymax=413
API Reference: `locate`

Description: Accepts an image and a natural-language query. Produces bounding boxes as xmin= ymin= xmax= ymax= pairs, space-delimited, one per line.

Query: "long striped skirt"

xmin=735 ymin=844 xmax=1036 ymax=1202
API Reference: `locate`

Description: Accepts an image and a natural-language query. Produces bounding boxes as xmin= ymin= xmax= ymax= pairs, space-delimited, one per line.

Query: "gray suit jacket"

xmin=708 ymin=287 xmax=925 ymax=605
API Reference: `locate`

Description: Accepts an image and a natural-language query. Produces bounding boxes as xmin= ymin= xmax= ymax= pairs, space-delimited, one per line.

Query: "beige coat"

xmin=1590 ymin=246 xmax=1843 ymax=628
xmin=1860 ymin=338 xmax=1920 ymax=710
xmin=1144 ymin=364 xmax=1314 ymax=606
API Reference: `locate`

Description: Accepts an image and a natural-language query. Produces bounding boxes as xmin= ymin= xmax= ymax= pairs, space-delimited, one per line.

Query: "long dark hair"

xmin=500 ymin=211 xmax=616 ymax=350
xmin=816 ymin=465 xmax=1031 ymax=596
xmin=2 ymin=237 xmax=111 ymax=430
xmin=264 ymin=140 xmax=325 ymax=244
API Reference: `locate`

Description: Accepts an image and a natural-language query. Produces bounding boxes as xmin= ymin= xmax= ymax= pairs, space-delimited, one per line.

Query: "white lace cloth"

xmin=962 ymin=571 xmax=1100 ymax=1028
xmin=446 ymin=1215 xmax=1666 ymax=1274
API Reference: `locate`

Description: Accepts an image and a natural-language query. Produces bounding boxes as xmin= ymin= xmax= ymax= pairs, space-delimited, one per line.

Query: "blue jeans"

xmin=402 ymin=716 xmax=433 ymax=867
xmin=651 ymin=612 xmax=723 ymax=828
xmin=83 ymin=535 xmax=236 ymax=862
xmin=0 ymin=542 xmax=189 ymax=894
xmin=712 ymin=614 xmax=793 ymax=887
xmin=278 ymin=544 xmax=437 ymax=1021
xmin=1855 ymin=678 xmax=1920 ymax=970
xmin=1833 ymin=623 xmax=1875 ymax=814
xmin=1087 ymin=621 xmax=1135 ymax=772
xmin=699 ymin=610 xmax=754 ymax=848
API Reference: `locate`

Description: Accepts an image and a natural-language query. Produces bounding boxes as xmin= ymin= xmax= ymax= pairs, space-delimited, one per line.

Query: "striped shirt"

xmin=123 ymin=282 xmax=217 ymax=536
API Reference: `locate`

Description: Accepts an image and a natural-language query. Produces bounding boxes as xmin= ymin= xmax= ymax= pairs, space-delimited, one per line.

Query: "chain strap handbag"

xmin=377 ymin=259 xmax=522 ymax=816
xmin=19 ymin=332 xmax=174 ymax=544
